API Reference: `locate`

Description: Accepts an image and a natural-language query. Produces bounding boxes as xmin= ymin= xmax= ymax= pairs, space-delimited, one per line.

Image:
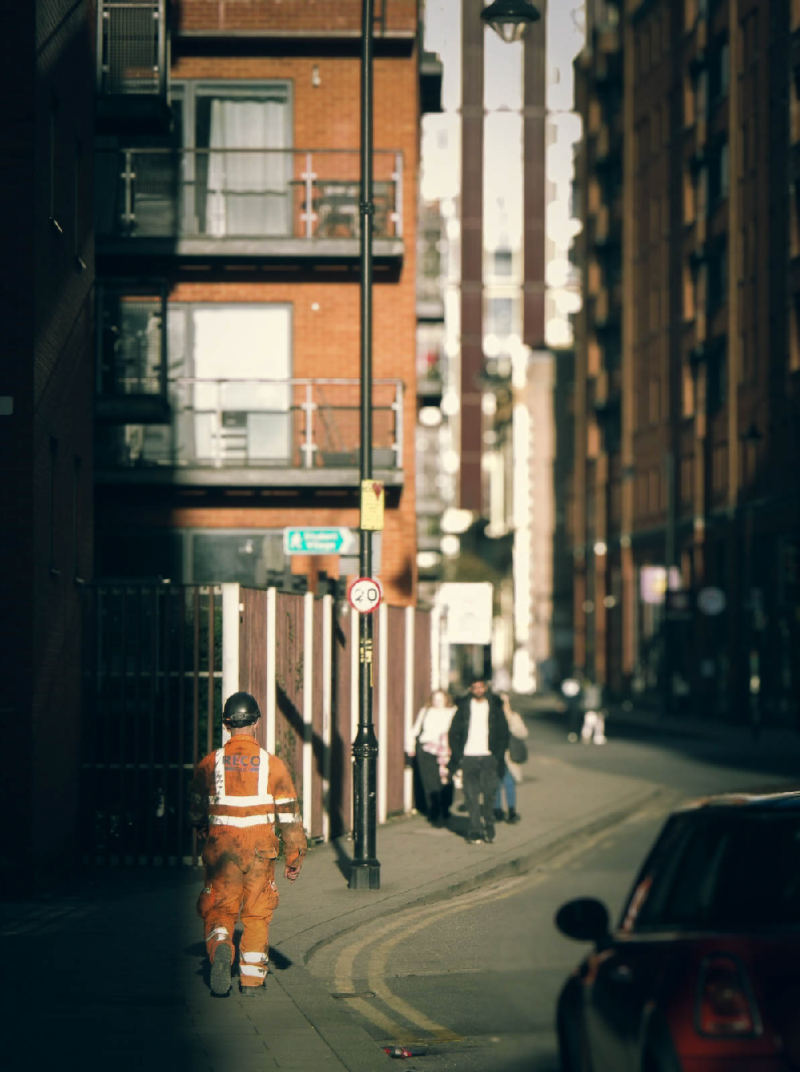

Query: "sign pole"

xmin=350 ymin=0 xmax=380 ymax=890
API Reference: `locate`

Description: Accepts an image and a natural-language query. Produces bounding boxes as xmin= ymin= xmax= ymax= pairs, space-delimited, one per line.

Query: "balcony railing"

xmin=95 ymin=148 xmax=404 ymax=250
xmin=95 ymin=378 xmax=404 ymax=483
xmin=97 ymin=1 xmax=168 ymax=99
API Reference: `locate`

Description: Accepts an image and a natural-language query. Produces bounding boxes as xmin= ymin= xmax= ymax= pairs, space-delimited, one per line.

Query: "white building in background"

xmin=420 ymin=1 xmax=584 ymax=691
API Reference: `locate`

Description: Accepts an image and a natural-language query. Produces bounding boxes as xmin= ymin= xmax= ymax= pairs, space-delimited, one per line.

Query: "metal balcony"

xmin=95 ymin=148 xmax=404 ymax=263
xmin=95 ymin=378 xmax=405 ymax=488
xmin=96 ymin=1 xmax=170 ymax=129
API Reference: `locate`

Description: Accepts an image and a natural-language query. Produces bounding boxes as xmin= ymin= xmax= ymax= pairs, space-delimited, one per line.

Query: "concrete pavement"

xmin=2 ymin=735 xmax=662 ymax=1072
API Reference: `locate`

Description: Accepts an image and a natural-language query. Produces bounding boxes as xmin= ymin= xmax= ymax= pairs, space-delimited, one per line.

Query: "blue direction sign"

xmin=283 ymin=527 xmax=358 ymax=556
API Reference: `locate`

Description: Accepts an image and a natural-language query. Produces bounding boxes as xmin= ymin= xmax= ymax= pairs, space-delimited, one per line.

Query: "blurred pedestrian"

xmin=580 ymin=676 xmax=606 ymax=744
xmin=187 ymin=692 xmax=306 ymax=997
xmin=494 ymin=693 xmax=529 ymax=823
xmin=561 ymin=672 xmax=583 ymax=742
xmin=448 ymin=676 xmax=509 ymax=844
xmin=408 ymin=689 xmax=456 ymax=826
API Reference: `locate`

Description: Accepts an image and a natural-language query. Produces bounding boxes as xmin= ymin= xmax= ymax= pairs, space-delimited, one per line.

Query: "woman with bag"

xmin=408 ymin=689 xmax=456 ymax=826
xmin=493 ymin=692 xmax=528 ymax=824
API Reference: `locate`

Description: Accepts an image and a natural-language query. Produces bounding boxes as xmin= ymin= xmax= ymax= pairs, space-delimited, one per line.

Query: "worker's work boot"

xmin=210 ymin=943 xmax=232 ymax=996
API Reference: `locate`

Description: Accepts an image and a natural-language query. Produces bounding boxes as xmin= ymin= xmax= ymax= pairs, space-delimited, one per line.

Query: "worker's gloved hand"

xmin=284 ymin=863 xmax=302 ymax=883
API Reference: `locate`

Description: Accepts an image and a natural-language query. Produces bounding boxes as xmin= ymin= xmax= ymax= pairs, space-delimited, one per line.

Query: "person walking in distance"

xmin=580 ymin=676 xmax=607 ymax=744
xmin=447 ymin=677 xmax=509 ymax=844
xmin=188 ymin=692 xmax=307 ymax=997
xmin=407 ymin=689 xmax=456 ymax=826
xmin=493 ymin=692 xmax=529 ymax=824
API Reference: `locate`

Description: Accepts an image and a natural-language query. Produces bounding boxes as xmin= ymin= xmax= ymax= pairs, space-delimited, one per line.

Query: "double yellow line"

xmin=325 ymin=802 xmax=663 ymax=1046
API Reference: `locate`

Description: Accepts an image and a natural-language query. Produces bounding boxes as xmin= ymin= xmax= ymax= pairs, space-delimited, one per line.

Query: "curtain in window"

xmin=205 ymin=99 xmax=289 ymax=237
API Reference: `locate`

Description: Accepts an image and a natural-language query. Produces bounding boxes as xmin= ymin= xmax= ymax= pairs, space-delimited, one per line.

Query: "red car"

xmin=555 ymin=788 xmax=800 ymax=1071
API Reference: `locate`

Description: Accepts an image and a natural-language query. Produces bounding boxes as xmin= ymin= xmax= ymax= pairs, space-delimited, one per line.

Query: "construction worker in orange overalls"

xmin=187 ymin=691 xmax=307 ymax=997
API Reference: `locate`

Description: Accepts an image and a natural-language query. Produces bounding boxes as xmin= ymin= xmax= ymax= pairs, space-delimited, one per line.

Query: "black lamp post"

xmin=480 ymin=0 xmax=540 ymax=43
xmin=349 ymin=0 xmax=541 ymax=892
xmin=350 ymin=0 xmax=380 ymax=890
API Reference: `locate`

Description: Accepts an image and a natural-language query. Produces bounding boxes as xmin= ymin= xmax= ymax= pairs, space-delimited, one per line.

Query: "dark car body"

xmin=555 ymin=789 xmax=800 ymax=1071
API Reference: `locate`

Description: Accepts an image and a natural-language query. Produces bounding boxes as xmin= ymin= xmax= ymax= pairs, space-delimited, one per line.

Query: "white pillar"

xmin=321 ymin=594 xmax=333 ymax=842
xmin=302 ymin=591 xmax=314 ymax=835
xmin=377 ymin=601 xmax=388 ymax=824
xmin=265 ymin=587 xmax=277 ymax=754
xmin=404 ymin=606 xmax=415 ymax=813
xmin=220 ymin=583 xmax=241 ymax=745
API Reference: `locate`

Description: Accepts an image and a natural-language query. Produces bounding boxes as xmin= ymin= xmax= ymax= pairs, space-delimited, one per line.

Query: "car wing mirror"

xmin=555 ymin=897 xmax=611 ymax=945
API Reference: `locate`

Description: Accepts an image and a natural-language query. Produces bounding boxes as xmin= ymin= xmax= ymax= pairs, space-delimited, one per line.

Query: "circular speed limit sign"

xmin=347 ymin=576 xmax=383 ymax=615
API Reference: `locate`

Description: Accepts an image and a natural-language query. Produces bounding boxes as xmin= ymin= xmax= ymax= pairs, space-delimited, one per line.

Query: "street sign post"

xmin=283 ymin=527 xmax=358 ymax=556
xmin=347 ymin=576 xmax=383 ymax=615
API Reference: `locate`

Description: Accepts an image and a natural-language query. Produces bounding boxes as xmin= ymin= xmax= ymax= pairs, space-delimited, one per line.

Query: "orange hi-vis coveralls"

xmin=187 ymin=737 xmax=307 ymax=989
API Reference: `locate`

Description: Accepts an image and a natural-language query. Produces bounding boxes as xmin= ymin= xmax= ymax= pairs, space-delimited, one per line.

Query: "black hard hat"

xmin=222 ymin=691 xmax=261 ymax=726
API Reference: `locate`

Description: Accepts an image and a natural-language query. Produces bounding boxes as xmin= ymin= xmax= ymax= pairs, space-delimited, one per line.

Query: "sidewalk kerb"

xmin=270 ymin=783 xmax=668 ymax=1072
xmin=293 ymin=783 xmax=665 ymax=970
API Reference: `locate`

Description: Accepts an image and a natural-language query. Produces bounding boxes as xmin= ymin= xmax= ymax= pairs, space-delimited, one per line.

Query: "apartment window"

xmin=706 ymin=348 xmax=727 ymax=414
xmin=696 ymin=70 xmax=709 ymax=123
xmin=707 ymin=243 xmax=727 ymax=312
xmin=708 ymin=39 xmax=730 ymax=103
xmin=696 ymin=165 xmax=708 ymax=220
xmin=649 ymin=378 xmax=661 ymax=424
xmin=493 ymin=248 xmax=512 ymax=276
xmin=649 ymin=469 xmax=661 ymax=514
xmin=486 ymin=296 xmax=515 ymax=338
xmin=707 ymin=141 xmax=729 ymax=207
xmin=117 ymin=304 xmax=293 ymax=467
xmin=171 ymin=81 xmax=293 ymax=237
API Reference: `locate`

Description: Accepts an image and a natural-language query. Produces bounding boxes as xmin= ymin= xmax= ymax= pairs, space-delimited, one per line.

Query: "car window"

xmin=631 ymin=812 xmax=800 ymax=931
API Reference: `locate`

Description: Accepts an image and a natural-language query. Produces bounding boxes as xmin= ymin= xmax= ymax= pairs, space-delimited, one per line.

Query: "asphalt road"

xmin=306 ymin=715 xmax=799 ymax=1072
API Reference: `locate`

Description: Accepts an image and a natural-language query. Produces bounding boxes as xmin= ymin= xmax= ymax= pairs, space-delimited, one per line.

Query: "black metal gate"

xmin=80 ymin=584 xmax=222 ymax=865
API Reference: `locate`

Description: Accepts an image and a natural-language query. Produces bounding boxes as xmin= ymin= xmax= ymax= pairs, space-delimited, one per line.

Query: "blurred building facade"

xmin=0 ymin=0 xmax=96 ymax=892
xmin=94 ymin=0 xmax=434 ymax=606
xmin=571 ymin=0 xmax=800 ymax=724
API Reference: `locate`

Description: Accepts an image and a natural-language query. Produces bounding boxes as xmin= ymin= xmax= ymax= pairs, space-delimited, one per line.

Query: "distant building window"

xmin=707 ymin=141 xmax=729 ymax=206
xmin=494 ymin=249 xmax=512 ymax=276
xmin=706 ymin=348 xmax=727 ymax=414
xmin=486 ymin=296 xmax=514 ymax=338
xmin=707 ymin=243 xmax=728 ymax=312
xmin=193 ymin=532 xmax=285 ymax=586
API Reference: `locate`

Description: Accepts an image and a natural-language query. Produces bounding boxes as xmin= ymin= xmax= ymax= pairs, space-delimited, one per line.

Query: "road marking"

xmin=326 ymin=795 xmax=674 ymax=1046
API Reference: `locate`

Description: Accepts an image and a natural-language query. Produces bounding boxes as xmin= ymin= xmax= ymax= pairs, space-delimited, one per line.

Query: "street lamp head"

xmin=480 ymin=0 xmax=541 ymax=43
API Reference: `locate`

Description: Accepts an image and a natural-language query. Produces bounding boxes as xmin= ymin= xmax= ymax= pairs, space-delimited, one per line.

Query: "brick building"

xmin=571 ymin=0 xmax=800 ymax=725
xmin=95 ymin=0 xmax=432 ymax=606
xmin=0 ymin=1 xmax=95 ymax=892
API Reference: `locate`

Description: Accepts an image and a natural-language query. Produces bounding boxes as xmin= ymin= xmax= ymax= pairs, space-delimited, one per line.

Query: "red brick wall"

xmin=100 ymin=42 xmax=420 ymax=605
xmin=175 ymin=0 xmax=418 ymax=35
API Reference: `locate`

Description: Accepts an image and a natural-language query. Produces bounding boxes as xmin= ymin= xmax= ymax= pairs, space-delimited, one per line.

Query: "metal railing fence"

xmin=96 ymin=148 xmax=404 ymax=240
xmin=95 ymin=377 xmax=404 ymax=471
xmin=97 ymin=1 xmax=168 ymax=98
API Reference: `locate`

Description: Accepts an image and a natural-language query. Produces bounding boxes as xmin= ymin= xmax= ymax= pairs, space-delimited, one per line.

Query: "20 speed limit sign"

xmin=347 ymin=576 xmax=383 ymax=615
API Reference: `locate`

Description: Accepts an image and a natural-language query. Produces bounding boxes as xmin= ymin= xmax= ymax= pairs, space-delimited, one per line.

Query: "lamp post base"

xmin=349 ymin=860 xmax=381 ymax=889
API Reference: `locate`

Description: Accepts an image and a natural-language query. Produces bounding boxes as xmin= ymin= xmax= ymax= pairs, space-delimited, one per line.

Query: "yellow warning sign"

xmin=360 ymin=479 xmax=385 ymax=531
